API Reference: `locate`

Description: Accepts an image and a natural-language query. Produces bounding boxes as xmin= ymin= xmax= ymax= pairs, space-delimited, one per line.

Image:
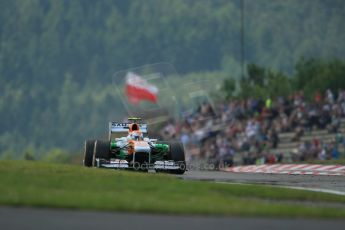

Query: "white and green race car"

xmin=83 ymin=118 xmax=186 ymax=174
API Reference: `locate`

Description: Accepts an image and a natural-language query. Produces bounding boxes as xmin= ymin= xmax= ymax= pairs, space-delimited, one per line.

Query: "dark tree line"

xmin=1 ymin=0 xmax=345 ymax=158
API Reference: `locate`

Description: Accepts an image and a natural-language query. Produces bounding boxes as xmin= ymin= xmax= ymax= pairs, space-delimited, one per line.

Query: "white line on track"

xmin=215 ymin=181 xmax=345 ymax=196
xmin=277 ymin=186 xmax=345 ymax=196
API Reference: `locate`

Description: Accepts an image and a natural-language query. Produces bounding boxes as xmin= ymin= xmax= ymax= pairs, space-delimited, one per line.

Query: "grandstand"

xmin=161 ymin=89 xmax=345 ymax=166
xmin=270 ymin=118 xmax=345 ymax=162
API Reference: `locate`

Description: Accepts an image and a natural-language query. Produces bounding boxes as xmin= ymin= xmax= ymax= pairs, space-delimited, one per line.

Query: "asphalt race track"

xmin=1 ymin=206 xmax=344 ymax=230
xmin=1 ymin=171 xmax=345 ymax=230
xmin=180 ymin=170 xmax=345 ymax=194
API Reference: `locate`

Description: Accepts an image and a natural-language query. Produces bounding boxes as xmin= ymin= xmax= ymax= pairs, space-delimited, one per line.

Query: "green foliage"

xmin=231 ymin=64 xmax=292 ymax=99
xmin=223 ymin=58 xmax=345 ymax=100
xmin=222 ymin=78 xmax=236 ymax=99
xmin=22 ymin=146 xmax=35 ymax=161
xmin=247 ymin=64 xmax=266 ymax=87
xmin=0 ymin=150 xmax=16 ymax=160
xmin=294 ymin=58 xmax=345 ymax=99
xmin=264 ymin=69 xmax=293 ymax=98
xmin=41 ymin=149 xmax=71 ymax=164
xmin=1 ymin=0 xmax=345 ymax=156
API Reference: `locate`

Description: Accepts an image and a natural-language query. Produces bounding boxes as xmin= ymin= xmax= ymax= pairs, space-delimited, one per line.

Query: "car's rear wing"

xmin=108 ymin=122 xmax=148 ymax=140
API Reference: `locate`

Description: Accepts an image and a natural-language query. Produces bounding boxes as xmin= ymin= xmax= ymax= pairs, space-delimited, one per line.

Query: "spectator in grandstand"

xmin=326 ymin=89 xmax=335 ymax=104
xmin=329 ymin=113 xmax=341 ymax=133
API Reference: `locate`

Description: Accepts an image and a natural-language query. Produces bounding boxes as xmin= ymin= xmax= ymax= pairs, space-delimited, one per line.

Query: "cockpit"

xmin=128 ymin=123 xmax=143 ymax=141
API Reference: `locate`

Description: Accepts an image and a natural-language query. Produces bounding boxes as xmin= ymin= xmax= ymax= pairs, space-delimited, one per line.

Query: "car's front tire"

xmin=83 ymin=140 xmax=95 ymax=167
xmin=92 ymin=140 xmax=111 ymax=167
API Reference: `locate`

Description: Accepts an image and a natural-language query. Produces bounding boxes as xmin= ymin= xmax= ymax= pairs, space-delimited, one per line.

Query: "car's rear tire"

xmin=92 ymin=140 xmax=111 ymax=167
xmin=169 ymin=142 xmax=186 ymax=174
xmin=83 ymin=140 xmax=95 ymax=167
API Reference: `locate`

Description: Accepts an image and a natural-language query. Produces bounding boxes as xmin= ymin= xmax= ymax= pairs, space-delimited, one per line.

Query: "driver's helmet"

xmin=129 ymin=131 xmax=143 ymax=141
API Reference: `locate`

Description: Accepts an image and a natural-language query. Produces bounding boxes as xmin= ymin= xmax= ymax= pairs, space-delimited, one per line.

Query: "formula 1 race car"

xmin=83 ymin=118 xmax=186 ymax=174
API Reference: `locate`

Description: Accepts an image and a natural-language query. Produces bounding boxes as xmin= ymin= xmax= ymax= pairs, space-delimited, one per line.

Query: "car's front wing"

xmin=95 ymin=158 xmax=182 ymax=170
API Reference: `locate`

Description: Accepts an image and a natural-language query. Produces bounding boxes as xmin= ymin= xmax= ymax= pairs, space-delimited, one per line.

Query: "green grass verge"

xmin=0 ymin=160 xmax=345 ymax=218
xmin=305 ymin=159 xmax=345 ymax=165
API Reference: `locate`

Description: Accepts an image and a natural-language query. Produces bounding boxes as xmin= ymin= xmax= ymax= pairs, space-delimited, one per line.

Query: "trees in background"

xmin=294 ymin=58 xmax=345 ymax=99
xmin=223 ymin=58 xmax=345 ymax=101
xmin=1 ymin=0 xmax=345 ymax=157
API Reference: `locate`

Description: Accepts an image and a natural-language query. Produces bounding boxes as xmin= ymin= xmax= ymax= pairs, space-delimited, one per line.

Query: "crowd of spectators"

xmin=160 ymin=89 xmax=345 ymax=166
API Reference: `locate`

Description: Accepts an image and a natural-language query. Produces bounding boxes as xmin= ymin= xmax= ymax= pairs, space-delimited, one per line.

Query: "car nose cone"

xmin=134 ymin=141 xmax=151 ymax=152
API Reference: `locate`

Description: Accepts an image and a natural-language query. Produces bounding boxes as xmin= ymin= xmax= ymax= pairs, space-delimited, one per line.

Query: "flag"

xmin=125 ymin=72 xmax=159 ymax=104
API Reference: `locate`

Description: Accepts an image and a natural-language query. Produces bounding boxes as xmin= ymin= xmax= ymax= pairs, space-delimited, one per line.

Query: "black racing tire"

xmin=92 ymin=140 xmax=111 ymax=167
xmin=83 ymin=140 xmax=95 ymax=167
xmin=168 ymin=142 xmax=186 ymax=174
